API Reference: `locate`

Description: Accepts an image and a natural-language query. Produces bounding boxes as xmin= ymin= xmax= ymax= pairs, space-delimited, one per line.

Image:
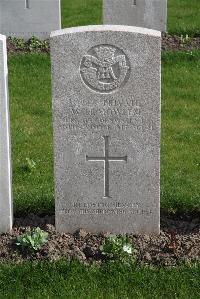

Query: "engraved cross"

xmin=86 ymin=136 xmax=127 ymax=198
xmin=25 ymin=0 xmax=30 ymax=9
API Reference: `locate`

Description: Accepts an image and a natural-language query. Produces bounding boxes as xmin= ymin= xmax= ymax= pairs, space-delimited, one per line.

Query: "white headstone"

xmin=51 ymin=25 xmax=161 ymax=235
xmin=0 ymin=34 xmax=12 ymax=233
xmin=0 ymin=0 xmax=61 ymax=39
xmin=103 ymin=0 xmax=167 ymax=32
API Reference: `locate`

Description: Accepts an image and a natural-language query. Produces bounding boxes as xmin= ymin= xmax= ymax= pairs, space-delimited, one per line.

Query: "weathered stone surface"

xmin=0 ymin=34 xmax=12 ymax=233
xmin=51 ymin=25 xmax=161 ymax=235
xmin=0 ymin=0 xmax=61 ymax=39
xmin=103 ymin=0 xmax=167 ymax=32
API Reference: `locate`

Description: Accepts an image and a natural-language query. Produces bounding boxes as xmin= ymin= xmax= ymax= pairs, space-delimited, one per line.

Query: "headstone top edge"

xmin=0 ymin=34 xmax=6 ymax=42
xmin=50 ymin=25 xmax=161 ymax=38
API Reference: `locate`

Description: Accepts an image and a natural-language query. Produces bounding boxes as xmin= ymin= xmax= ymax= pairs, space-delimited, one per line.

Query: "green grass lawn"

xmin=9 ymin=54 xmax=54 ymax=215
xmin=61 ymin=0 xmax=200 ymax=35
xmin=161 ymin=51 xmax=200 ymax=214
xmin=8 ymin=51 xmax=200 ymax=216
xmin=168 ymin=0 xmax=200 ymax=36
xmin=0 ymin=261 xmax=199 ymax=299
xmin=61 ymin=0 xmax=102 ymax=29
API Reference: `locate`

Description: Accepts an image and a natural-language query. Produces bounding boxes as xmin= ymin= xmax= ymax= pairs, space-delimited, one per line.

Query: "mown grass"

xmin=161 ymin=51 xmax=200 ymax=214
xmin=8 ymin=54 xmax=54 ymax=215
xmin=0 ymin=261 xmax=199 ymax=299
xmin=61 ymin=0 xmax=200 ymax=35
xmin=61 ymin=0 xmax=102 ymax=29
xmin=8 ymin=51 xmax=200 ymax=216
xmin=168 ymin=0 xmax=200 ymax=36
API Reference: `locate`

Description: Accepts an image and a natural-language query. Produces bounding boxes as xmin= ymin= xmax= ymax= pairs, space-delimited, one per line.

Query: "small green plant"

xmin=8 ymin=36 xmax=50 ymax=53
xmin=99 ymin=235 xmax=136 ymax=263
xmin=22 ymin=157 xmax=36 ymax=173
xmin=180 ymin=34 xmax=191 ymax=47
xmin=8 ymin=37 xmax=25 ymax=49
xmin=28 ymin=36 xmax=49 ymax=52
xmin=16 ymin=227 xmax=48 ymax=251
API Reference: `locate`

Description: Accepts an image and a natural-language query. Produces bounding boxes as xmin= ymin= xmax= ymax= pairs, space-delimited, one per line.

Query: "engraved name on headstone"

xmin=103 ymin=0 xmax=167 ymax=32
xmin=51 ymin=25 xmax=161 ymax=234
xmin=0 ymin=0 xmax=61 ymax=39
xmin=0 ymin=34 xmax=12 ymax=233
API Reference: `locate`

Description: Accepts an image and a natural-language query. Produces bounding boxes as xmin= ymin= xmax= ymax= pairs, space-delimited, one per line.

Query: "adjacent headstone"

xmin=103 ymin=0 xmax=167 ymax=32
xmin=51 ymin=25 xmax=161 ymax=235
xmin=0 ymin=34 xmax=12 ymax=233
xmin=0 ymin=0 xmax=61 ymax=39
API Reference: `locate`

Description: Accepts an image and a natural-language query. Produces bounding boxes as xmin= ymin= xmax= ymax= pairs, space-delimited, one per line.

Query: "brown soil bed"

xmin=7 ymin=34 xmax=200 ymax=54
xmin=162 ymin=33 xmax=200 ymax=51
xmin=0 ymin=214 xmax=199 ymax=266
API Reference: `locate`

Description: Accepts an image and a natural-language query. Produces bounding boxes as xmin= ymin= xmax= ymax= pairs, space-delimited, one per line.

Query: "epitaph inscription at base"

xmin=51 ymin=25 xmax=161 ymax=234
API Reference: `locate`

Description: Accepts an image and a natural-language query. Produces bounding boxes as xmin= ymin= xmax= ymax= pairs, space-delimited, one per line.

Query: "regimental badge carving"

xmin=80 ymin=44 xmax=130 ymax=93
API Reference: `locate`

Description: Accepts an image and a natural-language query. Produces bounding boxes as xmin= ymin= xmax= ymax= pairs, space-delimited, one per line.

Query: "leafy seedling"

xmin=99 ymin=235 xmax=136 ymax=263
xmin=16 ymin=227 xmax=48 ymax=252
